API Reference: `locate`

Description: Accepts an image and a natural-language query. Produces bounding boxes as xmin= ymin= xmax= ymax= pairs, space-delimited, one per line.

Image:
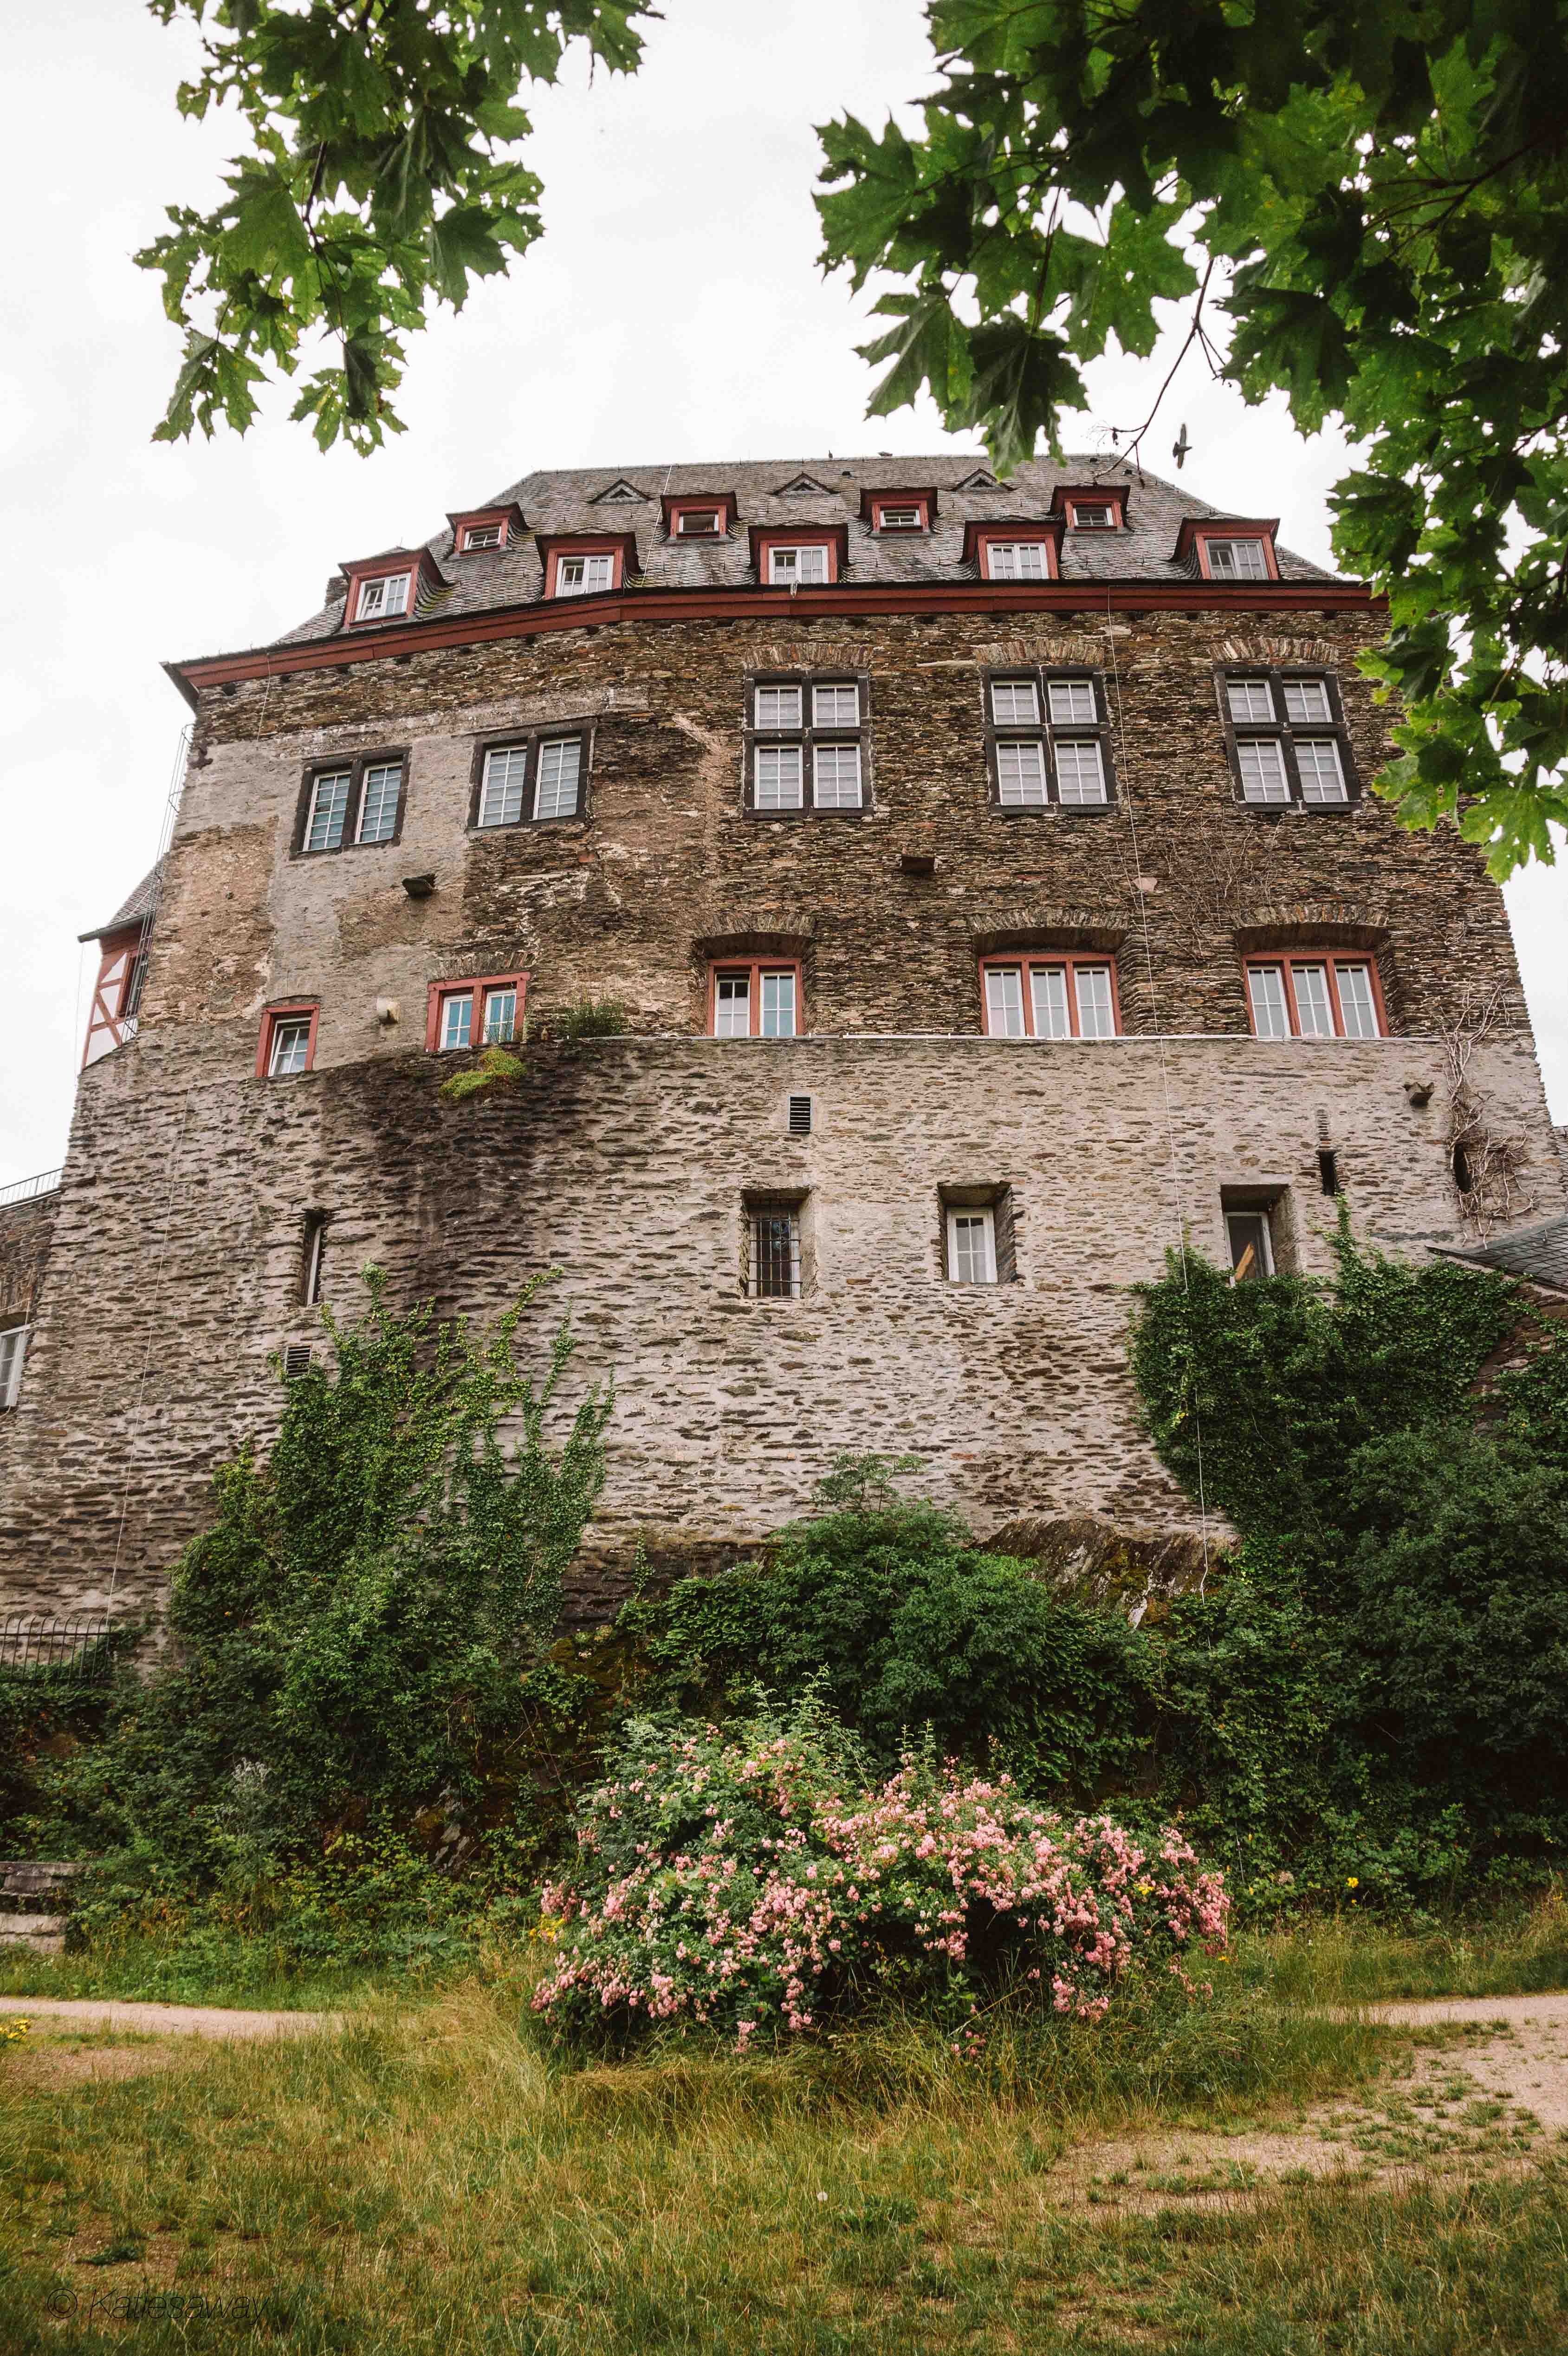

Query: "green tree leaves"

xmin=139 ymin=1 xmax=652 ymax=454
xmin=816 ymin=0 xmax=1568 ymax=873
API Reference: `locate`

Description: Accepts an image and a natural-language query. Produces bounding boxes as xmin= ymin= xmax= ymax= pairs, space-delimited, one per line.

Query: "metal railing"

xmin=0 ymin=1614 xmax=117 ymax=1680
xmin=0 ymin=1168 xmax=63 ymax=1208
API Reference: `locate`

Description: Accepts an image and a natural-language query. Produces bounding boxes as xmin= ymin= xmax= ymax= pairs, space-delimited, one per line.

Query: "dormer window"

xmin=680 ymin=510 xmax=718 ymax=535
xmin=663 ymin=491 xmax=737 ymax=540
xmin=448 ymin=502 xmax=525 ymax=556
xmin=558 ymin=554 xmax=612 ymax=595
xmin=962 ymin=521 xmax=1061 ymax=581
xmin=862 ymin=488 xmax=935 ymax=535
xmin=771 ymin=545 xmax=827 ymax=584
xmin=356 ymin=572 xmax=409 ymax=622
xmin=1175 ymin=519 xmax=1280 ymax=581
xmin=1050 ymin=484 xmax=1129 ymax=534
xmin=463 ymin=523 xmax=501 ymax=550
xmin=1072 ymin=502 xmax=1114 ymax=529
xmin=536 ymin=533 xmax=635 ymax=599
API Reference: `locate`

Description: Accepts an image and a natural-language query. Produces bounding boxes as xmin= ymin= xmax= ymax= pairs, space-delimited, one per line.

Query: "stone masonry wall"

xmin=0 ymin=1027 xmax=1558 ymax=1624
xmin=0 ymin=1191 xmax=57 ymax=1331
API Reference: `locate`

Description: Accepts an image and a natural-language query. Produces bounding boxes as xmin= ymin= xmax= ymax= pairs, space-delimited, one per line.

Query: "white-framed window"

xmin=991 ymin=679 xmax=1040 ymax=725
xmin=756 ymin=683 xmax=803 ymax=729
xmin=1236 ymin=738 xmax=1291 ymax=804
xmin=356 ymin=761 xmax=402 ymax=845
xmin=996 ymin=740 xmax=1049 ymax=807
xmin=756 ymin=745 xmax=804 ymax=810
xmin=269 ymin=1019 xmax=312 ymax=1077
xmin=462 ymin=522 xmax=502 ymax=551
xmin=985 ymin=968 xmax=1027 ymax=1037
xmin=748 ymin=1205 xmax=801 ymax=1299
xmin=984 ymin=957 xmax=1119 ymax=1039
xmin=946 ymin=1206 xmax=997 ymax=1285
xmin=1247 ymin=955 xmax=1383 ymax=1040
xmin=1054 ymin=739 xmax=1107 ymax=807
xmin=0 ymin=1324 xmax=29 ymax=1410
xmin=355 ymin=572 xmax=411 ymax=621
xmin=1227 ymin=678 xmax=1275 ymax=724
xmin=876 ymin=504 xmax=923 ymax=531
xmin=767 ymin=544 xmax=829 ymax=586
xmin=440 ymin=992 xmax=474 ymax=1052
xmin=983 ymin=540 xmax=1050 ymax=579
xmin=1074 ymin=965 xmax=1116 ymax=1038
xmin=812 ymin=682 xmax=859 ymax=727
xmin=714 ymin=974 xmax=751 ymax=1037
xmin=478 ymin=745 xmax=528 ymax=828
xmin=1337 ymin=963 xmax=1380 ymax=1039
xmin=813 ymin=742 xmax=862 ymax=809
xmin=1295 ymin=738 xmax=1348 ymax=804
xmin=305 ymin=771 xmax=352 ymax=853
xmin=481 ymin=985 xmax=517 ymax=1045
xmin=1047 ymin=679 xmax=1097 ymax=725
xmin=1204 ymin=538 xmax=1269 ymax=580
xmin=760 ymin=970 xmax=797 ymax=1037
xmin=1283 ymin=678 xmax=1332 ymax=723
xmin=534 ymin=737 xmax=582 ymax=820
xmin=677 ymin=508 xmax=719 ymax=535
xmin=1071 ymin=502 xmax=1114 ymax=529
xmin=1291 ymin=964 xmax=1337 ymax=1038
xmin=1248 ymin=966 xmax=1291 ymax=1039
xmin=555 ymin=553 xmax=614 ymax=596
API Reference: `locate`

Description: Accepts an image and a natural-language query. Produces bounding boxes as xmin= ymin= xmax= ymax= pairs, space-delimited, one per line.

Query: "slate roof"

xmin=78 ymin=868 xmax=158 ymax=944
xmin=275 ymin=452 xmax=1338 ymax=648
xmin=1435 ymin=1216 xmax=1568 ymax=1295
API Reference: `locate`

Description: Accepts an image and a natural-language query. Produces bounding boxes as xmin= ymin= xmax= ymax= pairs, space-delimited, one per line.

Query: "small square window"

xmin=356 ymin=573 xmax=410 ymax=621
xmin=947 ymin=1206 xmax=997 ymax=1285
xmin=1296 ymin=738 xmax=1348 ymax=804
xmin=269 ymin=1019 xmax=312 ymax=1076
xmin=996 ymin=741 xmax=1048 ymax=807
xmin=1283 ymin=677 xmax=1332 ymax=723
xmin=678 ymin=509 xmax=719 ymax=535
xmin=534 ymin=737 xmax=582 ymax=820
xmin=1046 ymin=679 xmax=1096 ymax=725
xmin=813 ymin=742 xmax=862 ymax=809
xmin=305 ymin=771 xmax=352 ymax=853
xmin=812 ymin=682 xmax=859 ymax=727
xmin=756 ymin=683 xmax=803 ymax=729
xmin=749 ymin=1205 xmax=801 ymax=1298
xmin=1072 ymin=503 xmax=1114 ymax=529
xmin=756 ymin=745 xmax=804 ymax=810
xmin=991 ymin=678 xmax=1040 ymax=725
xmin=440 ymin=992 xmax=474 ymax=1052
xmin=1227 ymin=678 xmax=1274 ymax=724
xmin=984 ymin=541 xmax=1049 ymax=579
xmin=478 ymin=745 xmax=528 ymax=828
xmin=1236 ymin=738 xmax=1290 ymax=804
xmin=356 ymin=761 xmax=402 ymax=845
xmin=1054 ymin=740 xmax=1107 ymax=807
xmin=877 ymin=504 xmax=923 ymax=530
xmin=1205 ymin=538 xmax=1268 ymax=580
xmin=768 ymin=544 xmax=829 ymax=586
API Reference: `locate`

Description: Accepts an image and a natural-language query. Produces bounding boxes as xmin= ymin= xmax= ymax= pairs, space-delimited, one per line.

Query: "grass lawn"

xmin=4 ymin=1932 xmax=1568 ymax=2353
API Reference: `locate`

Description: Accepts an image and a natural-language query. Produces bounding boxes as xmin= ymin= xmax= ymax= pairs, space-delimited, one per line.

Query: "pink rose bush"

xmin=532 ymin=1710 xmax=1229 ymax=2044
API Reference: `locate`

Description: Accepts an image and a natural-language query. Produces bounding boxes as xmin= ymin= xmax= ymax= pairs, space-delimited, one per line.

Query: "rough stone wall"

xmin=0 ymin=1191 xmax=57 ymax=1331
xmin=2 ymin=598 xmax=1561 ymax=1623
xmin=0 ymin=1027 xmax=1558 ymax=1625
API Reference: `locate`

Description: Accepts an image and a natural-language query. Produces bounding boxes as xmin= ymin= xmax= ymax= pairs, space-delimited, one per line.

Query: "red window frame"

xmin=978 ymin=953 xmax=1122 ymax=1039
xmin=425 ymin=971 xmax=530 ymax=1053
xmin=349 ymin=566 xmax=414 ymax=624
xmin=538 ymin=535 xmax=635 ymax=598
xmin=1171 ymin=519 xmax=1281 ymax=580
xmin=1242 ymin=952 xmax=1386 ymax=1040
xmin=961 ymin=521 xmax=1062 ymax=580
xmin=706 ymin=957 xmax=805 ymax=1038
xmin=867 ymin=493 xmax=931 ymax=533
xmin=663 ymin=492 xmax=736 ymax=539
xmin=1049 ymin=483 xmax=1130 ymax=532
xmin=256 ymin=1002 xmax=320 ymax=1078
xmin=749 ymin=527 xmax=844 ymax=586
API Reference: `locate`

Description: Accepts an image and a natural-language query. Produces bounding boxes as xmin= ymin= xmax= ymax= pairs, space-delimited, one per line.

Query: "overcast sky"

xmin=3 ymin=0 xmax=1563 ymax=1188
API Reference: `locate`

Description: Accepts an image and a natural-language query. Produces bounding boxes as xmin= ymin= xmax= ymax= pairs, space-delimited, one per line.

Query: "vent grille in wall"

xmin=282 ymin=1345 xmax=314 ymax=1378
xmin=788 ymin=1095 xmax=812 ymax=1136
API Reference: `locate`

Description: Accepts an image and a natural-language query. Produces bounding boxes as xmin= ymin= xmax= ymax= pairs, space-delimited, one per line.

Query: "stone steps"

xmin=0 ymin=1915 xmax=65 ymax=1953
xmin=0 ymin=1859 xmax=84 ymax=1953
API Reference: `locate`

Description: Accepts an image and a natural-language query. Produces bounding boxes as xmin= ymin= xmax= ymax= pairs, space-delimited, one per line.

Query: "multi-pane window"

xmin=1245 ymin=954 xmax=1383 ymax=1040
xmin=1218 ymin=669 xmax=1356 ymax=808
xmin=875 ymin=503 xmax=923 ymax=530
xmin=746 ymin=671 xmax=869 ymax=816
xmin=985 ymin=668 xmax=1114 ymax=810
xmin=555 ymin=553 xmax=615 ymax=596
xmin=767 ymin=544 xmax=830 ymax=585
xmin=473 ymin=732 xmax=588 ymax=828
xmin=428 ymin=974 xmax=527 ymax=1053
xmin=266 ymin=1016 xmax=313 ymax=1076
xmin=677 ymin=509 xmax=719 ymax=535
xmin=747 ymin=1204 xmax=801 ymax=1299
xmin=946 ymin=1207 xmax=997 ymax=1285
xmin=1202 ymin=537 xmax=1269 ymax=580
xmin=461 ymin=521 xmax=502 ymax=550
xmin=298 ymin=755 xmax=405 ymax=855
xmin=978 ymin=538 xmax=1053 ymax=580
xmin=354 ymin=572 xmax=411 ymax=621
xmin=1070 ymin=501 xmax=1115 ymax=529
xmin=710 ymin=959 xmax=800 ymax=1038
xmin=356 ymin=762 xmax=402 ymax=845
xmin=0 ymin=1324 xmax=28 ymax=1411
xmin=982 ymin=955 xmax=1119 ymax=1040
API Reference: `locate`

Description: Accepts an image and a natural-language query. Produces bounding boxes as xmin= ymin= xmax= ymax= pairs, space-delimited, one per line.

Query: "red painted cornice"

xmin=164 ymin=577 xmax=1381 ymax=708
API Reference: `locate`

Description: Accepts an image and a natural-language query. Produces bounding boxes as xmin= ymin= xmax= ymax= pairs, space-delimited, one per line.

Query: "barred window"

xmin=747 ymin=1204 xmax=801 ymax=1298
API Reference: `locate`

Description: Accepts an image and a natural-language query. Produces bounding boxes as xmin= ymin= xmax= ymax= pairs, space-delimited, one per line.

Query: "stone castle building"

xmin=1 ymin=453 xmax=1562 ymax=1624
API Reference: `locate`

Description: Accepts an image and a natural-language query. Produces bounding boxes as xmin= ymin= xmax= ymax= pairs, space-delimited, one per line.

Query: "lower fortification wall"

xmin=0 ymin=1029 xmax=1560 ymax=1623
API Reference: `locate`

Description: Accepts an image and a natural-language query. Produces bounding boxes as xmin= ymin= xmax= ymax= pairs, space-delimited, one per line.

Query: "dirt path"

xmin=0 ymin=1997 xmax=341 ymax=2040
